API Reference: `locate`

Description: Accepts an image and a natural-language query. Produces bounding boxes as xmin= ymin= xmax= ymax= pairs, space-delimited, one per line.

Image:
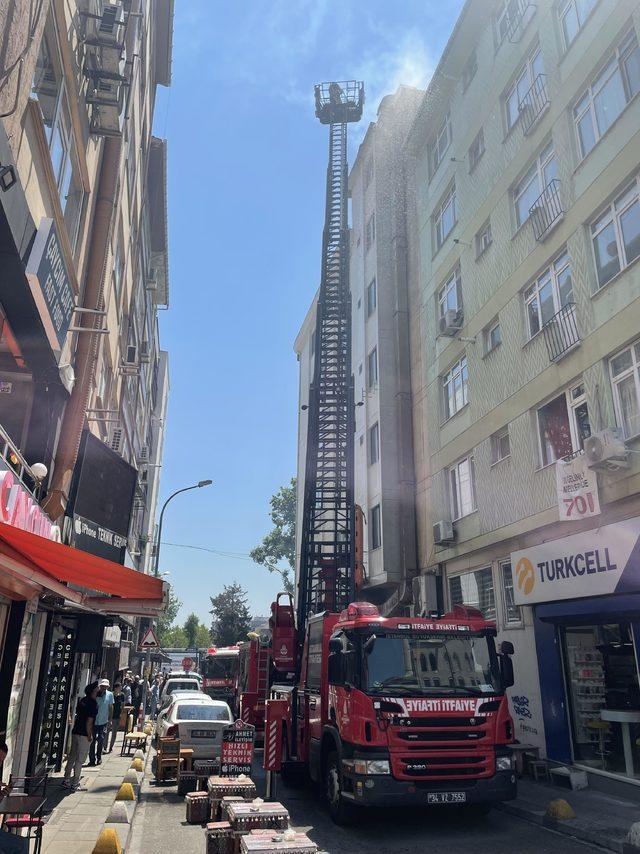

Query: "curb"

xmin=121 ymin=733 xmax=154 ymax=852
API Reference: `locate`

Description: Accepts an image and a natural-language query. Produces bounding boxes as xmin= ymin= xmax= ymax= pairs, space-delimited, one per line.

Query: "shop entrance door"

xmin=562 ymin=623 xmax=640 ymax=779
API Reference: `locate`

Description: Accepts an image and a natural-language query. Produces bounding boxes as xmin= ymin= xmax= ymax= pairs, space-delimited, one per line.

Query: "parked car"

xmin=159 ymin=676 xmax=202 ymax=709
xmin=156 ymin=695 xmax=233 ymax=758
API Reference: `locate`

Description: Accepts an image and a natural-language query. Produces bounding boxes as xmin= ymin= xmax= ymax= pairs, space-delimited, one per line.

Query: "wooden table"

xmin=180 ymin=748 xmax=194 ymax=771
xmin=507 ymin=743 xmax=541 ymax=776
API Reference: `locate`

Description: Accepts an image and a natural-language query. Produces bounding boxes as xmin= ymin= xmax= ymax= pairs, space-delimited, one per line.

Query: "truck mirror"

xmin=500 ymin=640 xmax=514 ymax=656
xmin=327 ymin=652 xmax=342 ymax=685
xmin=328 ymin=637 xmax=343 ymax=654
xmin=500 ymin=654 xmax=514 ymax=689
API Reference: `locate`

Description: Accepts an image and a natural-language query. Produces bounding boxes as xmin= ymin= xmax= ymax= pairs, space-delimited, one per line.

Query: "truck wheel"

xmin=324 ymin=750 xmax=354 ymax=825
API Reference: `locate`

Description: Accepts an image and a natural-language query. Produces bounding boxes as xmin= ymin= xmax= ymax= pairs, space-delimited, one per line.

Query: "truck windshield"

xmin=204 ymin=656 xmax=238 ymax=680
xmin=364 ymin=633 xmax=499 ymax=696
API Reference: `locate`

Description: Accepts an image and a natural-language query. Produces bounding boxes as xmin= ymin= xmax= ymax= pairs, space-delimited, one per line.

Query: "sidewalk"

xmin=497 ymin=777 xmax=640 ymax=853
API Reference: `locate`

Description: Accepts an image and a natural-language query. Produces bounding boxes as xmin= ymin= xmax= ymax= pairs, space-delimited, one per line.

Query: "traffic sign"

xmin=139 ymin=627 xmax=159 ymax=649
xmin=182 ymin=656 xmax=195 ymax=671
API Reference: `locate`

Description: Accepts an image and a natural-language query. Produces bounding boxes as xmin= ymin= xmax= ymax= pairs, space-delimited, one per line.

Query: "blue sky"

xmin=153 ymin=0 xmax=464 ymax=626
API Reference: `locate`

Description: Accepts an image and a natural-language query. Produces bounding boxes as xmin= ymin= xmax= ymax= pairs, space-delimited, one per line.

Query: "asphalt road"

xmin=129 ymin=754 xmax=601 ymax=854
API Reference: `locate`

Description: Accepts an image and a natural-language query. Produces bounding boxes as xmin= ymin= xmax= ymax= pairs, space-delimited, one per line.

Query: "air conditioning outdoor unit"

xmin=433 ymin=519 xmax=454 ymax=546
xmin=439 ymin=309 xmax=463 ymax=337
xmin=584 ymin=428 xmax=628 ymax=470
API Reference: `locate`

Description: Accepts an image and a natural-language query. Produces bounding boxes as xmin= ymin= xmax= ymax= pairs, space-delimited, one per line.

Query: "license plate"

xmin=191 ymin=729 xmax=216 ymax=739
xmin=427 ymin=792 xmax=467 ymax=804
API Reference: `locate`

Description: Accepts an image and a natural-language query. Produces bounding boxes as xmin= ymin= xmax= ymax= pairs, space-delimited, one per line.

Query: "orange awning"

xmin=0 ymin=520 xmax=163 ymax=606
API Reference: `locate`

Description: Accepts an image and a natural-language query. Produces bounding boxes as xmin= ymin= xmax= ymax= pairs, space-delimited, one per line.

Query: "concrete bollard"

xmin=115 ymin=782 xmax=135 ymax=802
xmin=130 ymin=758 xmax=144 ymax=772
xmin=134 ymin=748 xmax=145 ymax=760
xmin=106 ymin=801 xmax=131 ymax=824
xmin=92 ymin=828 xmax=123 ymax=854
xmin=545 ymin=799 xmax=576 ymax=822
xmin=143 ymin=723 xmax=153 ymax=735
xmin=123 ymin=769 xmax=141 ymax=789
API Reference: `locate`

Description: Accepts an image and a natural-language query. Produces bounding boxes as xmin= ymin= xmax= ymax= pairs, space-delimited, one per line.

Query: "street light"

xmin=153 ymin=479 xmax=213 ymax=577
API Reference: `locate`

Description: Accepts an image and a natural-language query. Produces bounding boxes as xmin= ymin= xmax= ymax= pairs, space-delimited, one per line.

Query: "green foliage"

xmin=156 ymin=587 xmax=182 ymax=646
xmin=210 ymin=582 xmax=252 ymax=646
xmin=163 ymin=624 xmax=187 ymax=648
xmin=195 ymin=623 xmax=211 ymax=648
xmin=183 ymin=613 xmax=200 ymax=648
xmin=250 ymin=477 xmax=296 ymax=595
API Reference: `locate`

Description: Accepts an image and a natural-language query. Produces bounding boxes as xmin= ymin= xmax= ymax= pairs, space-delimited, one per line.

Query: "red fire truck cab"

xmin=266 ymin=601 xmax=516 ymax=823
xmin=201 ymin=646 xmax=240 ymax=711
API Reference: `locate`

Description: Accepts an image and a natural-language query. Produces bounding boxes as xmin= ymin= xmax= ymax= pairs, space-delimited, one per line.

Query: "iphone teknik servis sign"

xmin=511 ymin=517 xmax=640 ymax=606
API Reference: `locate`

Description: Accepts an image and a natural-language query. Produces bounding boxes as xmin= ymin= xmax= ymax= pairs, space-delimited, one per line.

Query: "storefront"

xmin=512 ymin=516 xmax=640 ymax=784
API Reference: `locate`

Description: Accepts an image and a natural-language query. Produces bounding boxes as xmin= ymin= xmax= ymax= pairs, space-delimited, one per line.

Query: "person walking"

xmin=107 ymin=682 xmax=125 ymax=752
xmin=88 ymin=679 xmax=113 ymax=766
xmin=150 ymin=675 xmax=161 ymax=720
xmin=123 ymin=676 xmax=132 ymax=706
xmin=63 ymin=682 xmax=98 ymax=790
xmin=131 ymin=675 xmax=143 ymax=725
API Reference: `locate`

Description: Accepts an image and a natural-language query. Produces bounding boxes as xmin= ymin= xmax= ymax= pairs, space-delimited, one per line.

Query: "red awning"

xmin=0 ymin=520 xmax=163 ymax=605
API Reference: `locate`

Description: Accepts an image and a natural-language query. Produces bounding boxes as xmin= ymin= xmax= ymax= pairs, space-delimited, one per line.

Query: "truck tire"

xmin=324 ymin=750 xmax=355 ymax=826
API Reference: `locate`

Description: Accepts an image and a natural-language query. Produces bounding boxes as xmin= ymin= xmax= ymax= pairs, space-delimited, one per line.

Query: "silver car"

xmin=156 ymin=695 xmax=233 ymax=758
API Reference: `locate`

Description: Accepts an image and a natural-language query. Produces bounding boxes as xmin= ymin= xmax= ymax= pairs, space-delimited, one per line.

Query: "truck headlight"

xmin=496 ymin=755 xmax=514 ymax=771
xmin=354 ymin=759 xmax=390 ymax=775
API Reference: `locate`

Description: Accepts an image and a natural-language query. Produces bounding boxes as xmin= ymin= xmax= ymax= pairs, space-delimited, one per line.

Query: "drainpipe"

xmin=43 ymin=136 xmax=121 ymax=520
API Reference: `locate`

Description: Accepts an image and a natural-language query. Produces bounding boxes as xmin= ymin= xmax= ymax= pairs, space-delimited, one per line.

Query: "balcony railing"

xmin=519 ymin=74 xmax=549 ymax=135
xmin=529 ymin=179 xmax=563 ymax=241
xmin=505 ymin=0 xmax=536 ymax=43
xmin=542 ymin=302 xmax=580 ymax=362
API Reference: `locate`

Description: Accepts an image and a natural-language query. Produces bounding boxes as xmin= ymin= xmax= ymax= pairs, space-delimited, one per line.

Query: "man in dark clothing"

xmin=107 ymin=682 xmax=125 ymax=752
xmin=131 ymin=675 xmax=143 ymax=725
xmin=63 ymin=682 xmax=98 ymax=790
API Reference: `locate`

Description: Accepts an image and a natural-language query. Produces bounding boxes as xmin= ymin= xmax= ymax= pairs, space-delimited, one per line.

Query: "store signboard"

xmin=0 ymin=464 xmax=60 ymax=541
xmin=221 ymin=720 xmax=255 ymax=776
xmin=512 ymin=517 xmax=640 ymax=606
xmin=555 ymin=455 xmax=600 ymax=521
xmin=36 ymin=624 xmax=76 ymax=772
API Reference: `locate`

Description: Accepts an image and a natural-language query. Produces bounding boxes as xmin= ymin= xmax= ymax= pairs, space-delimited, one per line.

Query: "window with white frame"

xmin=468 ymin=128 xmax=485 ymax=172
xmin=449 ymin=455 xmax=476 ymax=520
xmin=574 ymin=29 xmax=640 ymax=159
xmin=369 ymin=421 xmax=380 ymax=465
xmin=500 ymin=561 xmax=521 ymax=623
xmin=429 ymin=113 xmax=451 ymax=176
xmin=475 ymin=220 xmax=492 ymax=257
xmin=610 ymin=339 xmax=640 ymax=439
xmin=537 ymin=383 xmax=591 ymax=466
xmin=365 ymin=212 xmax=376 ymax=251
xmin=462 ymin=50 xmax=478 ymax=91
xmin=449 ymin=566 xmax=494 ymax=619
xmin=367 ymin=278 xmax=377 ymax=317
xmin=513 ymin=142 xmax=557 ymax=229
xmin=367 ymin=346 xmax=378 ymax=389
xmin=491 ymin=427 xmax=510 ymax=464
xmin=505 ymin=47 xmax=544 ymax=130
xmin=442 ymin=355 xmax=468 ymax=420
xmin=524 ymin=250 xmax=573 ymax=338
xmin=434 ymin=184 xmax=457 ymax=249
xmin=590 ymin=176 xmax=640 ymax=288
xmin=438 ymin=267 xmax=462 ymax=319
xmin=560 ymin=0 xmax=598 ymax=50
xmin=370 ymin=504 xmax=381 ymax=550
xmin=484 ymin=318 xmax=501 ymax=353
xmin=496 ymin=0 xmax=535 ymax=45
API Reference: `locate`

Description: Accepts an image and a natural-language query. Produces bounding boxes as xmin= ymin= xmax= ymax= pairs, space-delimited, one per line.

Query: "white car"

xmin=156 ymin=695 xmax=233 ymax=758
xmin=159 ymin=676 xmax=202 ymax=709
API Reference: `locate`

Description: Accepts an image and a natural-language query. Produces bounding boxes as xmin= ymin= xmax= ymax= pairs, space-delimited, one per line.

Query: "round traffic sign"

xmin=182 ymin=656 xmax=195 ymax=671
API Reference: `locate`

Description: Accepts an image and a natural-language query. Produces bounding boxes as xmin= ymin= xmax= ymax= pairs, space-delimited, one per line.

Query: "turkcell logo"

xmin=511 ymin=517 xmax=640 ymax=606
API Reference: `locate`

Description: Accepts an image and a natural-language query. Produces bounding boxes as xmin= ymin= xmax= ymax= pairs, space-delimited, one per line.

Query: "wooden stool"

xmin=530 ymin=759 xmax=550 ymax=782
xmin=180 ymin=748 xmax=194 ymax=771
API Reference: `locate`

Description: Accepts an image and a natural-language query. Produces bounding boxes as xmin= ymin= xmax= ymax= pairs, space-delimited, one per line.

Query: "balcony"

xmin=504 ymin=0 xmax=536 ymax=43
xmin=529 ymin=179 xmax=563 ymax=241
xmin=542 ymin=302 xmax=580 ymax=363
xmin=519 ymin=74 xmax=549 ymax=135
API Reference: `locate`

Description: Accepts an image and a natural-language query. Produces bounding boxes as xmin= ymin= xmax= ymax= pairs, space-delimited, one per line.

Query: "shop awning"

xmin=0 ymin=521 xmax=165 ymax=613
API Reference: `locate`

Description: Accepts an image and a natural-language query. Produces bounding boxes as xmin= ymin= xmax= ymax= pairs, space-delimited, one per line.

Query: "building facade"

xmin=407 ymin=0 xmax=640 ymax=788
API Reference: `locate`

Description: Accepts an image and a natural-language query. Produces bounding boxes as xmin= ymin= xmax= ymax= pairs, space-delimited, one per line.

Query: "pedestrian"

xmin=63 ymin=682 xmax=98 ymax=791
xmin=88 ymin=679 xmax=113 ymax=766
xmin=123 ymin=676 xmax=132 ymax=706
xmin=0 ymin=741 xmax=28 ymax=853
xmin=108 ymin=682 xmax=125 ymax=753
xmin=131 ymin=674 xmax=143 ymax=725
xmin=150 ymin=674 xmax=161 ymax=720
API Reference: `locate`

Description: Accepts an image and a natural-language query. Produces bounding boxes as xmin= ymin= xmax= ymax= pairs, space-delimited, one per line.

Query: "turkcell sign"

xmin=511 ymin=517 xmax=640 ymax=606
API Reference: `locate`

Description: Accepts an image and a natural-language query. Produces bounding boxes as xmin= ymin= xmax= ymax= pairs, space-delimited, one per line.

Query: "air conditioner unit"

xmin=438 ymin=309 xmax=463 ymax=337
xmin=584 ymin=428 xmax=628 ymax=470
xmin=433 ymin=519 xmax=454 ymax=545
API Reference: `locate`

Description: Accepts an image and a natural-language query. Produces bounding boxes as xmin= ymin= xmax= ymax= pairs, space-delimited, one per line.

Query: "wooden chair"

xmin=156 ymin=737 xmax=182 ymax=782
xmin=121 ymin=729 xmax=149 ymax=756
xmin=2 ymin=772 xmax=49 ymax=854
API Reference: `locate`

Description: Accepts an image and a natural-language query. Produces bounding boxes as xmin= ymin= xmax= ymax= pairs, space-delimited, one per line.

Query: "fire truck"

xmin=201 ymin=646 xmax=240 ymax=711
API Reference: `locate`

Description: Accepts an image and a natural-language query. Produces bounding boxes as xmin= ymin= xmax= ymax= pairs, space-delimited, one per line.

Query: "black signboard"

xmin=221 ymin=720 xmax=255 ymax=776
xmin=25 ymin=217 xmax=75 ymax=350
xmin=36 ymin=623 xmax=75 ymax=772
xmin=66 ymin=430 xmax=137 ymax=563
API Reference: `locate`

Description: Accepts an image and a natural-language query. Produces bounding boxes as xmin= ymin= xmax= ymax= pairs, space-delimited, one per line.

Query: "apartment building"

xmin=0 ymin=0 xmax=171 ymax=778
xmin=406 ymin=0 xmax=640 ymax=788
xmin=294 ymin=86 xmax=421 ymax=611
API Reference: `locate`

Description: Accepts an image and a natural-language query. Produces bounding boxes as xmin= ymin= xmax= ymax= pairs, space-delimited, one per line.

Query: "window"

xmin=369 ymin=422 xmax=380 ymax=465
xmin=438 ymin=268 xmax=462 ymax=319
xmin=500 ymin=561 xmax=521 ymax=623
xmin=435 ymin=184 xmax=457 ymax=249
xmin=113 ymin=239 xmax=123 ymax=300
xmin=475 ymin=220 xmax=492 ymax=257
xmin=560 ymin=0 xmax=598 ymax=50
xmin=484 ymin=319 xmax=501 ymax=353
xmin=505 ymin=48 xmax=544 ymax=130
xmin=365 ymin=212 xmax=376 ymax=251
xmin=574 ymin=30 xmax=640 ymax=158
xmin=449 ymin=566 xmax=494 ymax=619
xmin=537 ymin=383 xmax=591 ymax=466
xmin=449 ymin=455 xmax=476 ymax=520
xmin=462 ymin=50 xmax=478 ymax=91
xmin=491 ymin=427 xmax=510 ymax=464
xmin=370 ymin=504 xmax=381 ymax=550
xmin=306 ymin=619 xmax=323 ymax=690
xmin=513 ymin=142 xmax=557 ymax=228
xmin=468 ymin=128 xmax=485 ymax=172
xmin=364 ymin=156 xmax=374 ymax=190
xmin=524 ymin=250 xmax=573 ymax=338
xmin=610 ymin=340 xmax=640 ymax=439
xmin=429 ymin=114 xmax=451 ymax=176
xmin=442 ymin=355 xmax=468 ymax=421
xmin=590 ymin=177 xmax=640 ymax=288
xmin=367 ymin=346 xmax=378 ymax=388
xmin=366 ymin=278 xmax=377 ymax=316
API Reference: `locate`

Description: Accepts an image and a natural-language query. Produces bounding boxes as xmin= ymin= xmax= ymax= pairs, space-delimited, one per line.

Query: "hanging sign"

xmin=25 ymin=217 xmax=75 ymax=351
xmin=139 ymin=627 xmax=159 ymax=649
xmin=556 ymin=454 xmax=600 ymax=521
xmin=221 ymin=719 xmax=255 ymax=776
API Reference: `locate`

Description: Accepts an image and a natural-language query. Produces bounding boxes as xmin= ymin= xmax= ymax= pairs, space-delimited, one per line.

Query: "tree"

xmin=156 ymin=587 xmax=181 ymax=646
xmin=250 ymin=477 xmax=296 ymax=596
xmin=183 ymin=613 xmax=200 ymax=648
xmin=163 ymin=625 xmax=187 ymax=648
xmin=195 ymin=624 xmax=211 ymax=648
xmin=210 ymin=583 xmax=252 ymax=646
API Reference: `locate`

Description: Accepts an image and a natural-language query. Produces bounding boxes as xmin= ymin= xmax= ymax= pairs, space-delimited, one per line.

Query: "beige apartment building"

xmin=406 ymin=0 xmax=640 ymax=789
